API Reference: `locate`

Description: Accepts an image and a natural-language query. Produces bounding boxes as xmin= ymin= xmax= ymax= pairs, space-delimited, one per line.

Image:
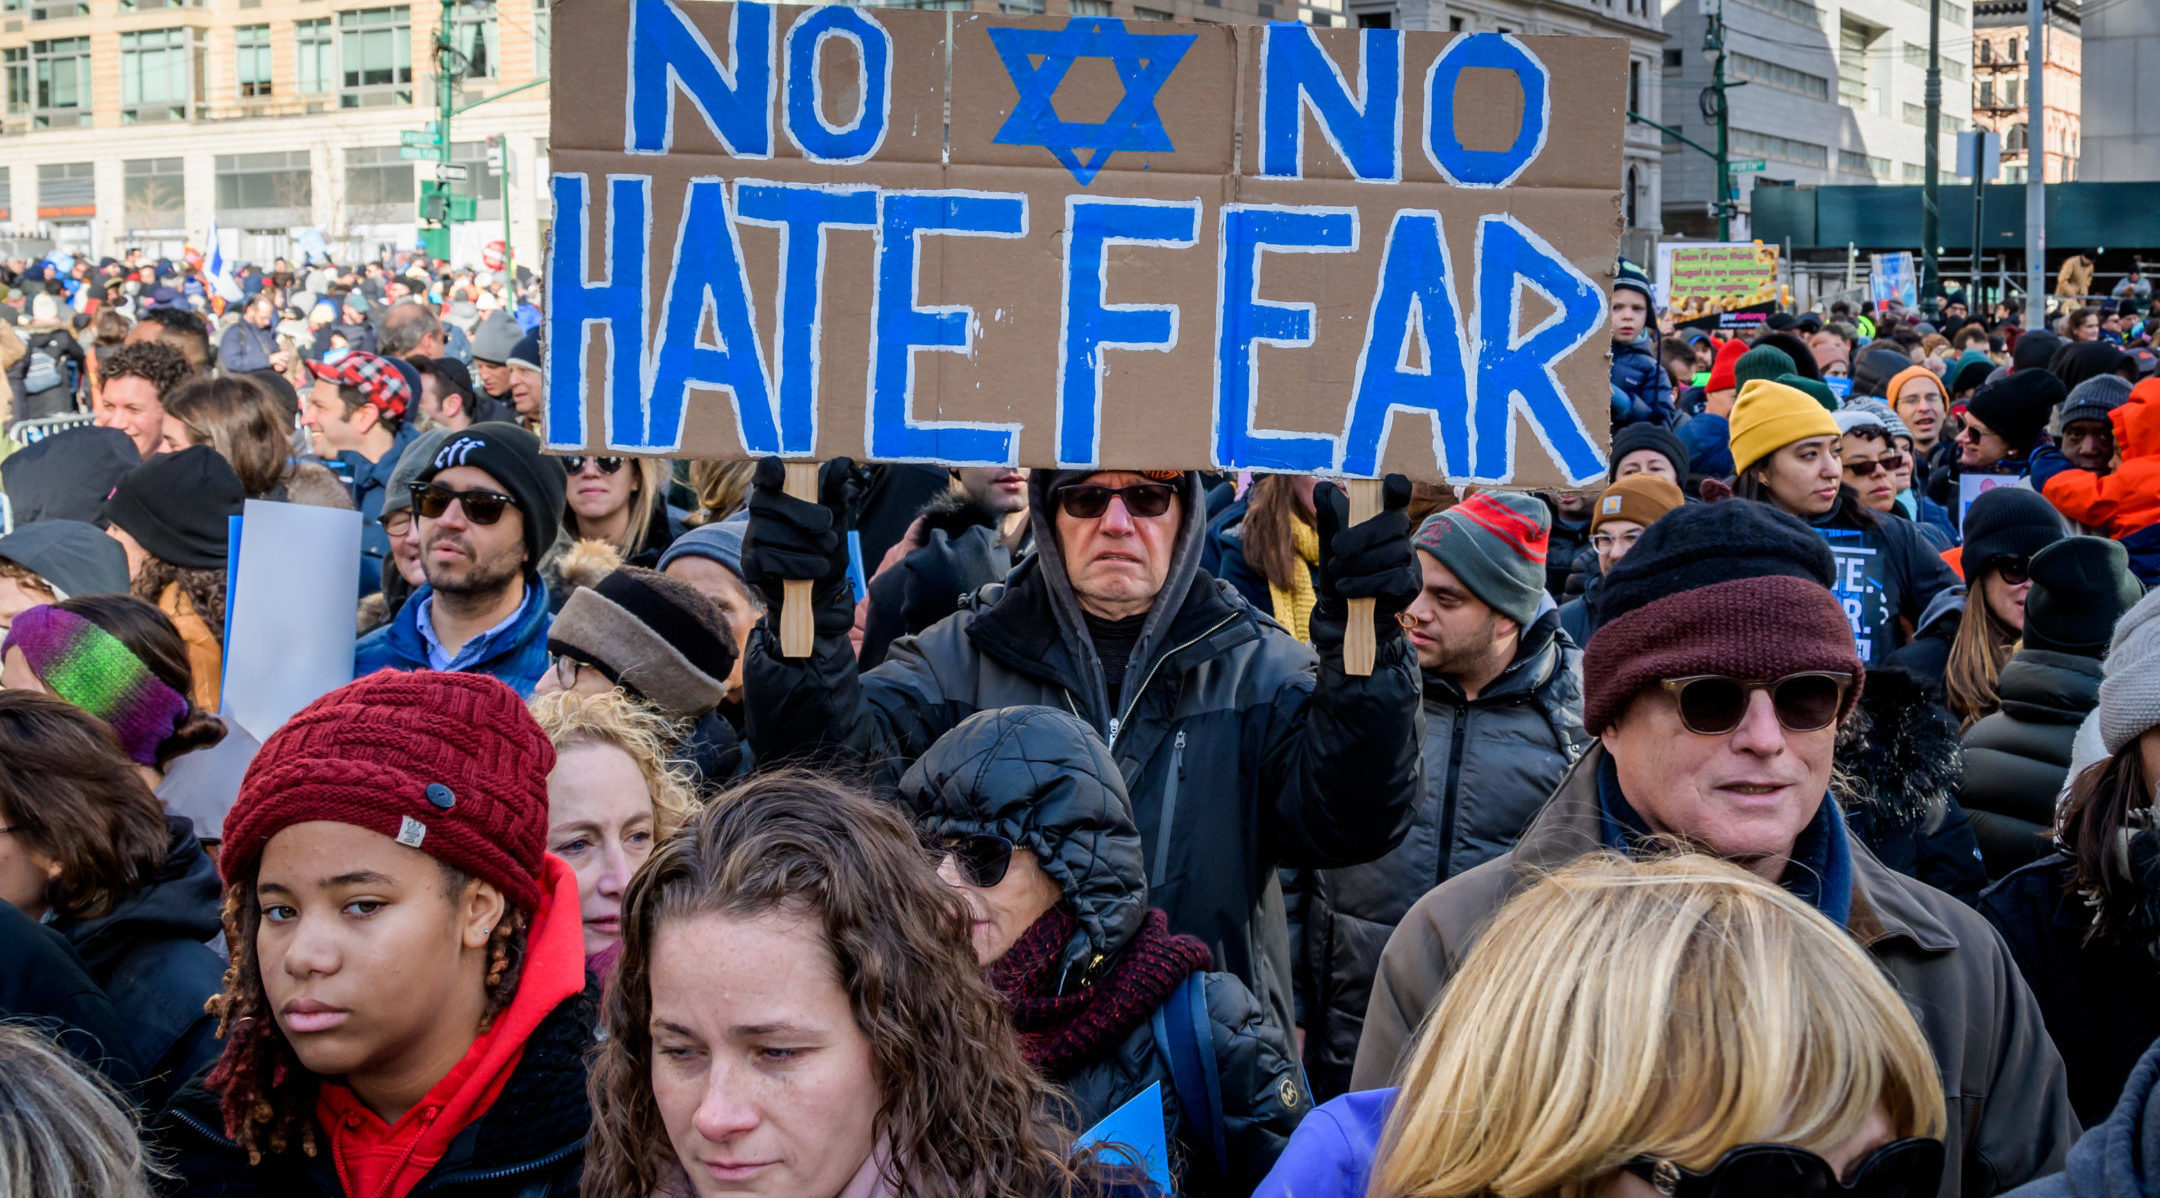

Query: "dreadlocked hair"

xmin=202 ymin=860 xmax=529 ymax=1164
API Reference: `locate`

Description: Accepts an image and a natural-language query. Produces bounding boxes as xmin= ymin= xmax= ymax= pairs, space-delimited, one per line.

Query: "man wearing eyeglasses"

xmin=740 ymin=462 xmax=1425 ymax=1043
xmin=354 ymin=423 xmax=565 ymax=697
xmin=1350 ymin=501 xmax=2076 ymax=1198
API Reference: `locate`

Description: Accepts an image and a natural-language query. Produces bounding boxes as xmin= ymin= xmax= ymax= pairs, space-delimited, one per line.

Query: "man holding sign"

xmin=741 ymin=462 xmax=1423 ymax=1038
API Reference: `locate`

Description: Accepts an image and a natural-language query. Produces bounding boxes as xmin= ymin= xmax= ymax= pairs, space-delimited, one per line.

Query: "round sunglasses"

xmin=563 ymin=455 xmax=626 ymax=475
xmin=1657 ymin=672 xmax=1853 ymax=736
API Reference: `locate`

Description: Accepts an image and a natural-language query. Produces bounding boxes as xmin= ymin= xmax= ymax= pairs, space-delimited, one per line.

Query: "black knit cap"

xmin=1959 ymin=486 xmax=2064 ymax=578
xmin=1607 ymin=422 xmax=1690 ymax=483
xmin=104 ymin=445 xmax=245 ymax=570
xmin=1599 ymin=500 xmax=1836 ymax=628
xmin=1756 ymin=331 xmax=1822 ymax=381
xmin=2012 ymin=330 xmax=2065 ymax=374
xmin=1966 ymin=369 xmax=2068 ymax=450
xmin=415 ymin=422 xmax=565 ymax=568
xmin=2024 ymin=536 xmax=2144 ymax=657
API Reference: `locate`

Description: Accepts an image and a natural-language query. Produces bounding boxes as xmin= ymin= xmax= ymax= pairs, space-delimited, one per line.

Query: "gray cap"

xmin=2056 ymin=373 xmax=2133 ymax=434
xmin=444 ymin=299 xmax=481 ymax=332
xmin=380 ymin=427 xmax=458 ymax=519
xmin=470 ymin=310 xmax=523 ymax=364
xmin=656 ymin=513 xmax=749 ymax=583
xmin=0 ymin=520 xmax=130 ymax=599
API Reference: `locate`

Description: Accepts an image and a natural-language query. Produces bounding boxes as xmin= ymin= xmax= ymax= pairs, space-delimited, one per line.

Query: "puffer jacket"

xmin=1609 ymin=332 xmax=1674 ymax=427
xmin=48 ymin=815 xmax=225 ymax=1113
xmin=901 ymin=707 xmax=1306 ymax=1197
xmin=1962 ymin=649 xmax=2105 ymax=876
xmin=157 ymin=982 xmax=595 ymax=1198
xmin=745 ymin=471 xmax=1424 ymax=1037
xmin=1354 ymin=746 xmax=2079 ymax=1198
xmin=2034 ymin=379 xmax=2160 ymax=584
xmin=1292 ymin=609 xmax=1586 ymax=1097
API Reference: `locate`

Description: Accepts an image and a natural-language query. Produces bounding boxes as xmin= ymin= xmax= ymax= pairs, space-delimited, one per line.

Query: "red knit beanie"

xmin=220 ymin=670 xmax=556 ymax=912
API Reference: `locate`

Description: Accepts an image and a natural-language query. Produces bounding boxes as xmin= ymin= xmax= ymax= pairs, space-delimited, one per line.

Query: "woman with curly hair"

xmin=529 ymin=687 xmax=697 ymax=973
xmin=583 ymin=770 xmax=1154 ymax=1198
xmin=158 ymin=671 xmax=594 ymax=1197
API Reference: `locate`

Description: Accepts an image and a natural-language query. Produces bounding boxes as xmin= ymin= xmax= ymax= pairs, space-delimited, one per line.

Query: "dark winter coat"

xmin=2002 ymin=1038 xmax=2160 ymax=1198
xmin=0 ymin=899 xmax=141 ymax=1095
xmin=157 ymin=983 xmax=595 ymax=1198
xmin=1836 ymin=667 xmax=1989 ymax=904
xmin=217 ymin=319 xmax=280 ymax=374
xmin=1808 ymin=494 xmax=1965 ymax=667
xmin=745 ymin=471 xmax=1424 ymax=1037
xmin=1353 ymin=746 xmax=2079 ymax=1198
xmin=1983 ymin=853 xmax=2160 ymax=1128
xmin=1609 ymin=332 xmax=1675 ymax=427
xmin=1542 ymin=509 xmax=1591 ymax=600
xmin=862 ymin=493 xmax=1021 ymax=671
xmin=1293 ymin=609 xmax=1586 ymax=1097
xmin=1962 ymin=650 xmax=2104 ymax=876
xmin=338 ymin=421 xmax=417 ymax=597
xmin=49 ymin=815 xmax=224 ymax=1113
xmin=901 ymin=707 xmax=1306 ymax=1197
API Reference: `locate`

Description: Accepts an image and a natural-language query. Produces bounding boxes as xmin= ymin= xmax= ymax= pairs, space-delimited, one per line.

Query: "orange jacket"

xmin=2035 ymin=378 xmax=2160 ymax=538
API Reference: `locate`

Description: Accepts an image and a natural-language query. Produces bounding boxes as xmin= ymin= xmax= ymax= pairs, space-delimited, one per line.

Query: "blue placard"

xmin=1073 ymin=1081 xmax=1172 ymax=1193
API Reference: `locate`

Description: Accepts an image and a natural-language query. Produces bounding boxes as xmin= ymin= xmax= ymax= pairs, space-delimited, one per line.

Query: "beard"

xmin=1419 ymin=607 xmax=1509 ymax=682
xmin=422 ymin=529 xmax=525 ymax=597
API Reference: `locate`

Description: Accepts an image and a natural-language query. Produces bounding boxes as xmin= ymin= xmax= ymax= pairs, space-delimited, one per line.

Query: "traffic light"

xmin=419 ymin=183 xmax=449 ymax=224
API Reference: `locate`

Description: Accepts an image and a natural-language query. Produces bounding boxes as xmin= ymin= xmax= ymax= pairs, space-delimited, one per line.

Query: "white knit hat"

xmin=2099 ymin=587 xmax=2160 ymax=755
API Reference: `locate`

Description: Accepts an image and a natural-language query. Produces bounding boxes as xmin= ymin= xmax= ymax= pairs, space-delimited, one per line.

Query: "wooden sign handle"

xmin=779 ymin=461 xmax=821 ymax=659
xmin=1343 ymin=479 xmax=1381 ymax=677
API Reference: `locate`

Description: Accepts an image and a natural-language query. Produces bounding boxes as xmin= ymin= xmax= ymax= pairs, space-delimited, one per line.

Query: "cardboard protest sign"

xmin=1658 ymin=240 xmax=1782 ymax=331
xmin=1871 ymin=252 xmax=1917 ymax=313
xmin=546 ymin=1 xmax=1626 ymax=487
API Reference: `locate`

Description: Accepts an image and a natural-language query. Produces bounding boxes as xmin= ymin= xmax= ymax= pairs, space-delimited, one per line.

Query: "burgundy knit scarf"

xmin=987 ymin=906 xmax=1213 ymax=1075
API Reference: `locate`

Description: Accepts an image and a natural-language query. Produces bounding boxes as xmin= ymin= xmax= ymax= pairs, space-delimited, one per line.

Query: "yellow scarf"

xmin=1267 ymin=520 xmax=1321 ymax=644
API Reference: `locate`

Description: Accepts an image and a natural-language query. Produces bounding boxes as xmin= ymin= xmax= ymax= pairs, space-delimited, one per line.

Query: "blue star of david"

xmin=990 ymin=18 xmax=1197 ymax=186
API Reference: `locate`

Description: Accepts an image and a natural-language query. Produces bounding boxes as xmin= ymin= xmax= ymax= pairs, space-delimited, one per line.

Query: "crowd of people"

xmin=0 ymin=238 xmax=2156 ymax=1198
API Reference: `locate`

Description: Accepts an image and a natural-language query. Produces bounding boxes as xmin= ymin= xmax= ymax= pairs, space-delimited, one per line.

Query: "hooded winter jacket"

xmin=1807 ymin=493 xmax=1965 ymax=667
xmin=2002 ymin=1038 xmax=2160 ymax=1198
xmin=744 ymin=471 xmax=1423 ymax=1037
xmin=1292 ymin=609 xmax=1586 ymax=1097
xmin=1351 ymin=746 xmax=2078 ymax=1198
xmin=1962 ymin=650 xmax=2104 ymax=876
xmin=1837 ymin=667 xmax=1988 ymax=904
xmin=0 ymin=899 xmax=142 ymax=1095
xmin=901 ymin=707 xmax=1306 ymax=1197
xmin=2033 ymin=379 xmax=2160 ymax=584
xmin=340 ymin=421 xmax=418 ymax=598
xmin=49 ymin=815 xmax=224 ymax=1113
xmin=1983 ymin=851 xmax=2160 ymax=1128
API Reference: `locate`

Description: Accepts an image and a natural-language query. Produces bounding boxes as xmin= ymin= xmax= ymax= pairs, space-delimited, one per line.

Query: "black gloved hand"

xmin=899 ymin=525 xmax=1012 ymax=637
xmin=1313 ymin=474 xmax=1418 ymax=620
xmin=742 ymin=456 xmax=858 ymax=606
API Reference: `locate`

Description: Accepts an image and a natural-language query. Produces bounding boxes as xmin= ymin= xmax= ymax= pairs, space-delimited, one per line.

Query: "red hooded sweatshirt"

xmin=315 ymin=854 xmax=585 ymax=1198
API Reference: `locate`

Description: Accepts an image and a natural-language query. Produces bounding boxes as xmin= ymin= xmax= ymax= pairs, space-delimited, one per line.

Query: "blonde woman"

xmin=1257 ymin=854 xmax=1948 ymax=1198
xmin=528 ymin=688 xmax=697 ymax=974
xmin=560 ymin=453 xmax=679 ymax=567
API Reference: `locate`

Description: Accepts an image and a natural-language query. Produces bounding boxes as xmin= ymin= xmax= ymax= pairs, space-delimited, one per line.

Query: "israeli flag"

xmin=204 ymin=220 xmax=244 ymax=303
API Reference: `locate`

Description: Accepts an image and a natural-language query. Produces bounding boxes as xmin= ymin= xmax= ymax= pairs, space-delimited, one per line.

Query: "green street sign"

xmin=401 ymin=130 xmax=441 ymax=148
xmin=399 ymin=145 xmax=440 ymax=161
xmin=1729 ymin=158 xmax=1769 ymax=173
xmin=449 ymin=196 xmax=478 ymax=222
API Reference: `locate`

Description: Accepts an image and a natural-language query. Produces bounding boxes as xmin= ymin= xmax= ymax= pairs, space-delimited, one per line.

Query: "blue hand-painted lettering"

xmin=989 ymin=18 xmax=1196 ymax=185
xmin=1259 ymin=22 xmax=1402 ymax=182
xmin=627 ymin=0 xmax=773 ymax=157
xmin=1059 ymin=198 xmax=1200 ymax=468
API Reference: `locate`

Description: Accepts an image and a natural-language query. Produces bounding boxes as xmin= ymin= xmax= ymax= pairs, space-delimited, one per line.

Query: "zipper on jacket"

xmin=1436 ymin=704 xmax=1469 ymax=885
xmin=1151 ymin=731 xmax=1187 ymax=888
xmin=1107 ymin=613 xmax=1236 ymax=753
xmin=409 ymin=1137 xmax=584 ymax=1195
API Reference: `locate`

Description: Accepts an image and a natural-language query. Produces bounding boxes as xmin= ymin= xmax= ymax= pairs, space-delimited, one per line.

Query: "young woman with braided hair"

xmin=157 ymin=670 xmax=596 ymax=1198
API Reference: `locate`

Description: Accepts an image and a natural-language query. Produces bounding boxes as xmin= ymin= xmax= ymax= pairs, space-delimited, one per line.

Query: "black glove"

xmin=742 ymin=456 xmax=859 ymax=607
xmin=1313 ymin=474 xmax=1418 ymax=620
xmin=899 ymin=525 xmax=1011 ymax=637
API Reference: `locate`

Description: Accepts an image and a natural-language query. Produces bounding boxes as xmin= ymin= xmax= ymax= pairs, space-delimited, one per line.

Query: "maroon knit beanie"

xmin=220 ymin=670 xmax=556 ymax=912
xmin=1581 ymin=576 xmax=1864 ymax=734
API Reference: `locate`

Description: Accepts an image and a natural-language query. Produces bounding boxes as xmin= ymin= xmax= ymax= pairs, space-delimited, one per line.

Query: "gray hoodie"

xmin=2007 ymin=1039 xmax=2160 ymax=1198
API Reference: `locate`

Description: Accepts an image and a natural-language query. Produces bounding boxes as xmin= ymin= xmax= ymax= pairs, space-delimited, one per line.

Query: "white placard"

xmin=220 ymin=499 xmax=361 ymax=742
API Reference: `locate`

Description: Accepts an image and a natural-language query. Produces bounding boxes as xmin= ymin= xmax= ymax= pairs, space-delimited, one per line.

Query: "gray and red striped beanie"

xmin=1413 ymin=493 xmax=1550 ymax=628
xmin=1582 ymin=501 xmax=1863 ymax=734
xmin=219 ymin=670 xmax=556 ymax=912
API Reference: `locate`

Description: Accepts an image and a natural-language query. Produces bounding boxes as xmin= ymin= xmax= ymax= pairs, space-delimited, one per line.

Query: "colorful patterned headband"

xmin=1 ymin=605 xmax=190 ymax=767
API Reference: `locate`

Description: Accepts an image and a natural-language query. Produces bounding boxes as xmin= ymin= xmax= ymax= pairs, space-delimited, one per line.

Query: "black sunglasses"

xmin=1658 ymin=671 xmax=1854 ymax=736
xmin=1991 ymin=556 xmax=2031 ymax=586
xmin=1625 ymin=1138 xmax=1944 ymax=1198
xmin=410 ymin=482 xmax=519 ymax=526
xmin=563 ymin=455 xmax=625 ymax=476
xmin=928 ymin=832 xmax=1013 ymax=888
xmin=1844 ymin=454 xmax=1903 ymax=478
xmin=1055 ymin=483 xmax=1177 ymax=520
